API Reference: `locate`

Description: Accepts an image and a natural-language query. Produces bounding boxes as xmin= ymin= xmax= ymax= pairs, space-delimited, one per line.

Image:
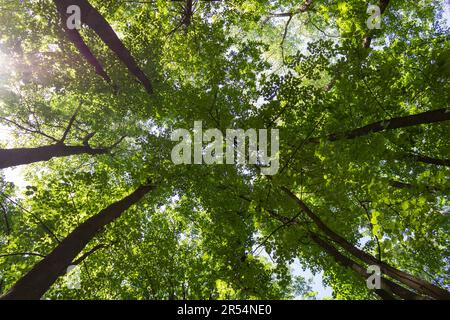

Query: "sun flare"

xmin=0 ymin=50 xmax=14 ymax=78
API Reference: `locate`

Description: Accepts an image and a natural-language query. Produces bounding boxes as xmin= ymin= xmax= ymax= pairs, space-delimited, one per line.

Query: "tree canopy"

xmin=0 ymin=0 xmax=449 ymax=300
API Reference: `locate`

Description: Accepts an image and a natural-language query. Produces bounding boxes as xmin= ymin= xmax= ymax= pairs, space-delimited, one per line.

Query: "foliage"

xmin=0 ymin=0 xmax=449 ymax=299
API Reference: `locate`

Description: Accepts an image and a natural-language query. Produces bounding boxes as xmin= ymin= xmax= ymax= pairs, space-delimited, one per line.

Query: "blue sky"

xmin=292 ymin=259 xmax=333 ymax=299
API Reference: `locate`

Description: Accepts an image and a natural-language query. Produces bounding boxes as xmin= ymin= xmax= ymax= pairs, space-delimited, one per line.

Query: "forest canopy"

xmin=0 ymin=0 xmax=449 ymax=300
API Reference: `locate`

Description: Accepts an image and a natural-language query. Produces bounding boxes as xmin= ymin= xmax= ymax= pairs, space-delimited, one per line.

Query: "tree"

xmin=1 ymin=182 xmax=154 ymax=299
xmin=0 ymin=0 xmax=449 ymax=300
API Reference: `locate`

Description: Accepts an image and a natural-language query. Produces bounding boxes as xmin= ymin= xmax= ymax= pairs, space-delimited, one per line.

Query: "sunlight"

xmin=0 ymin=50 xmax=14 ymax=79
xmin=0 ymin=49 xmax=15 ymax=144
xmin=0 ymin=124 xmax=14 ymax=143
xmin=0 ymin=50 xmax=6 ymax=64
xmin=445 ymin=1 xmax=450 ymax=28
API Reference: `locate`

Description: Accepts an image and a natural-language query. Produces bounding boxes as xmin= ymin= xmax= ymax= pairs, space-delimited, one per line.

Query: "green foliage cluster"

xmin=0 ymin=0 xmax=448 ymax=299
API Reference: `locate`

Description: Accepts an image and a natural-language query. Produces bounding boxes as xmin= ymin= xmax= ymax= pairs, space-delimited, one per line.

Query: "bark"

xmin=0 ymin=184 xmax=154 ymax=300
xmin=0 ymin=144 xmax=108 ymax=169
xmin=404 ymin=153 xmax=450 ymax=167
xmin=263 ymin=205 xmax=418 ymax=299
xmin=70 ymin=243 xmax=109 ymax=266
xmin=270 ymin=0 xmax=314 ymax=17
xmin=281 ymin=186 xmax=450 ymax=300
xmin=182 ymin=0 xmax=194 ymax=28
xmin=308 ymin=108 xmax=450 ymax=144
xmin=0 ymin=203 xmax=11 ymax=235
xmin=388 ymin=180 xmax=444 ymax=194
xmin=310 ymin=232 xmax=422 ymax=300
xmin=54 ymin=0 xmax=153 ymax=94
xmin=54 ymin=1 xmax=111 ymax=82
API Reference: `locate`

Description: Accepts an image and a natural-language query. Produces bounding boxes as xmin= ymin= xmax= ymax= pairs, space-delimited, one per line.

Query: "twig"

xmin=0 ymin=191 xmax=61 ymax=243
xmin=0 ymin=252 xmax=46 ymax=259
xmin=59 ymin=102 xmax=82 ymax=144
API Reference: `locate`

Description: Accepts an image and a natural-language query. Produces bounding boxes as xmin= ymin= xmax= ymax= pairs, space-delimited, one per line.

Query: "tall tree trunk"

xmin=182 ymin=0 xmax=194 ymax=28
xmin=388 ymin=180 xmax=443 ymax=193
xmin=54 ymin=0 xmax=153 ymax=94
xmin=403 ymin=153 xmax=450 ymax=167
xmin=54 ymin=0 xmax=111 ymax=83
xmin=281 ymin=186 xmax=450 ymax=300
xmin=0 ymin=144 xmax=108 ymax=169
xmin=264 ymin=205 xmax=417 ymax=299
xmin=309 ymin=232 xmax=422 ymax=300
xmin=307 ymin=108 xmax=450 ymax=144
xmin=0 ymin=184 xmax=154 ymax=300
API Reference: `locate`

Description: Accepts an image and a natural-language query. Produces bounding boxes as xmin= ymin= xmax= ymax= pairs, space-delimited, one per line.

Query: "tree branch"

xmin=307 ymin=108 xmax=450 ymax=144
xmin=0 ymin=117 xmax=60 ymax=143
xmin=0 ymin=252 xmax=46 ymax=259
xmin=59 ymin=102 xmax=82 ymax=144
xmin=270 ymin=0 xmax=314 ymax=18
xmin=71 ymin=243 xmax=112 ymax=265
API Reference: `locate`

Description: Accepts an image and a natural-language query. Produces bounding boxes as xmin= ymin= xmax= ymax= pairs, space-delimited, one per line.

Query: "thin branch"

xmin=0 ymin=203 xmax=11 ymax=235
xmin=252 ymin=209 xmax=304 ymax=255
xmin=270 ymin=0 xmax=314 ymax=18
xmin=356 ymin=198 xmax=382 ymax=262
xmin=0 ymin=117 xmax=59 ymax=143
xmin=280 ymin=15 xmax=293 ymax=46
xmin=71 ymin=243 xmax=112 ymax=265
xmin=107 ymin=136 xmax=127 ymax=151
xmin=279 ymin=114 xmax=325 ymax=174
xmin=308 ymin=19 xmax=342 ymax=38
xmin=280 ymin=15 xmax=293 ymax=63
xmin=59 ymin=102 xmax=82 ymax=144
xmin=406 ymin=153 xmax=450 ymax=167
xmin=0 ymin=192 xmax=61 ymax=243
xmin=0 ymin=252 xmax=46 ymax=259
xmin=82 ymin=132 xmax=97 ymax=147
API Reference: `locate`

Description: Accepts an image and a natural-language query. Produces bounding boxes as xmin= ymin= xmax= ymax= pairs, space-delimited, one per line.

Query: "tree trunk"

xmin=309 ymin=232 xmax=423 ymax=300
xmin=0 ymin=144 xmax=108 ymax=169
xmin=308 ymin=108 xmax=450 ymax=144
xmin=404 ymin=153 xmax=450 ymax=167
xmin=281 ymin=186 xmax=450 ymax=300
xmin=54 ymin=0 xmax=111 ymax=83
xmin=0 ymin=184 xmax=154 ymax=300
xmin=54 ymin=0 xmax=153 ymax=94
xmin=388 ymin=180 xmax=443 ymax=194
xmin=182 ymin=0 xmax=194 ymax=28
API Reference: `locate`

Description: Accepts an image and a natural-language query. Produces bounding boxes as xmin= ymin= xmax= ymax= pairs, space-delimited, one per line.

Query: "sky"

xmin=445 ymin=0 xmax=450 ymax=28
xmin=291 ymin=259 xmax=333 ymax=299
xmin=254 ymin=245 xmax=333 ymax=299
